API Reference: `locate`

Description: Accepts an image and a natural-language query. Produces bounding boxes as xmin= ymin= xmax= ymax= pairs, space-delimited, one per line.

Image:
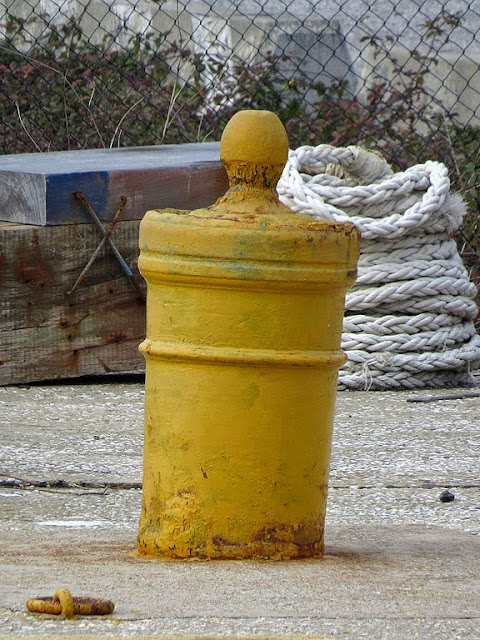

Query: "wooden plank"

xmin=0 ymin=221 xmax=146 ymax=385
xmin=0 ymin=142 xmax=228 ymax=226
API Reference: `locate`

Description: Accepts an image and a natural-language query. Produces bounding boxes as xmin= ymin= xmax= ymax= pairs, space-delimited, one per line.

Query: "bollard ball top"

xmin=220 ymin=110 xmax=289 ymax=169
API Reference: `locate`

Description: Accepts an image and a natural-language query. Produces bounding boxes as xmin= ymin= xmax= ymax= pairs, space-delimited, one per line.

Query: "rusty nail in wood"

xmin=67 ymin=195 xmax=127 ymax=295
xmin=71 ymin=191 xmax=145 ymax=300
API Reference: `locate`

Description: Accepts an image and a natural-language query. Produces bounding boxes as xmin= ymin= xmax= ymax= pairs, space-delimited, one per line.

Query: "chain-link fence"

xmin=1 ymin=2 xmax=479 ymax=232
xmin=0 ymin=1 xmax=478 ymax=150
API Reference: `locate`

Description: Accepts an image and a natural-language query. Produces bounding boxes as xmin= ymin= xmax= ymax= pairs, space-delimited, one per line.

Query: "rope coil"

xmin=278 ymin=144 xmax=480 ymax=390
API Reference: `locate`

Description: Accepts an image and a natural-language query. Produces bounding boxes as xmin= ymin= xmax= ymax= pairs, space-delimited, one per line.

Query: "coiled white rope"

xmin=278 ymin=144 xmax=480 ymax=390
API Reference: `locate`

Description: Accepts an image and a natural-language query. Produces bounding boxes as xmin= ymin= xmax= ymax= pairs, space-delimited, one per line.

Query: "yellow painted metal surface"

xmin=137 ymin=110 xmax=360 ymax=560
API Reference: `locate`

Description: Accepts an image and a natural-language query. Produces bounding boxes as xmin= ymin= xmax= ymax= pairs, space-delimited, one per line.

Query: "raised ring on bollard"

xmin=26 ymin=588 xmax=115 ymax=618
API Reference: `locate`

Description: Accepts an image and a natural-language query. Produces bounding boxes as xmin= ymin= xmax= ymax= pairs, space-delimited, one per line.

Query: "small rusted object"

xmin=68 ymin=195 xmax=127 ymax=295
xmin=26 ymin=588 xmax=114 ymax=618
xmin=74 ymin=190 xmax=146 ymax=300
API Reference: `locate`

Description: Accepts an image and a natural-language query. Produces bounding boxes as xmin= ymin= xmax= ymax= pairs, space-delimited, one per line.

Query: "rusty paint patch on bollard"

xmin=26 ymin=588 xmax=114 ymax=618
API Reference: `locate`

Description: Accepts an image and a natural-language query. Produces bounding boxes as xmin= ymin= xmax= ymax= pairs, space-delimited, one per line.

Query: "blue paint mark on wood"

xmin=46 ymin=172 xmax=109 ymax=224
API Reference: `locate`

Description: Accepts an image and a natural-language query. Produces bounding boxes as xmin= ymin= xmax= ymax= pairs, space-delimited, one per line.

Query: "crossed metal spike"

xmin=68 ymin=191 xmax=146 ymax=301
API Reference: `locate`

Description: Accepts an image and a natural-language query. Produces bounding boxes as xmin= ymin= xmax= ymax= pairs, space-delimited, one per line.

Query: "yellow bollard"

xmin=137 ymin=110 xmax=360 ymax=560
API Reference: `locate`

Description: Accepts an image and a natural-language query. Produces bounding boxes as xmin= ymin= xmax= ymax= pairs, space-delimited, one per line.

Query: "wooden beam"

xmin=0 ymin=221 xmax=146 ymax=384
xmin=0 ymin=143 xmax=227 ymax=225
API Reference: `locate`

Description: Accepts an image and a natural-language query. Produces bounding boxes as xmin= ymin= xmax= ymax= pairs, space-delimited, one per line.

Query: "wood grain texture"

xmin=0 ymin=173 xmax=46 ymax=225
xmin=0 ymin=143 xmax=228 ymax=225
xmin=0 ymin=221 xmax=146 ymax=384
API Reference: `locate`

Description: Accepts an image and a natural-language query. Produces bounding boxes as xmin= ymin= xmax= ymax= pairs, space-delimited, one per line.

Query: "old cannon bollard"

xmin=137 ymin=110 xmax=360 ymax=560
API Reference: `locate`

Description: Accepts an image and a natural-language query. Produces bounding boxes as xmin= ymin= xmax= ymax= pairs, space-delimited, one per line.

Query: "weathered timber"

xmin=0 ymin=221 xmax=146 ymax=385
xmin=0 ymin=142 xmax=227 ymax=225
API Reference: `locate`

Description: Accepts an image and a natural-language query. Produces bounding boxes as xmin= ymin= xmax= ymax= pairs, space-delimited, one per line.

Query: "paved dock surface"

xmin=0 ymin=378 xmax=479 ymax=639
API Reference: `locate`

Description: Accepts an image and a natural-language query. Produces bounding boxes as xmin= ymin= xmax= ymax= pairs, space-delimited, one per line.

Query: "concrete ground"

xmin=0 ymin=377 xmax=479 ymax=640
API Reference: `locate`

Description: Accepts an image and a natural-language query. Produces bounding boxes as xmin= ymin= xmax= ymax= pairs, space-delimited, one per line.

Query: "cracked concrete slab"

xmin=0 ymin=380 xmax=479 ymax=639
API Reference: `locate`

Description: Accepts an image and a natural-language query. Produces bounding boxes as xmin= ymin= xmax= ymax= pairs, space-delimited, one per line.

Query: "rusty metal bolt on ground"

xmin=137 ymin=110 xmax=360 ymax=560
xmin=26 ymin=588 xmax=114 ymax=619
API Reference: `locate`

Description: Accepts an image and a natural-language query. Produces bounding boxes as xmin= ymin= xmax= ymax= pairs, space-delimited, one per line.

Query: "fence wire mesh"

xmin=0 ymin=1 xmax=479 ymax=251
xmin=0 ymin=1 xmax=479 ymax=151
